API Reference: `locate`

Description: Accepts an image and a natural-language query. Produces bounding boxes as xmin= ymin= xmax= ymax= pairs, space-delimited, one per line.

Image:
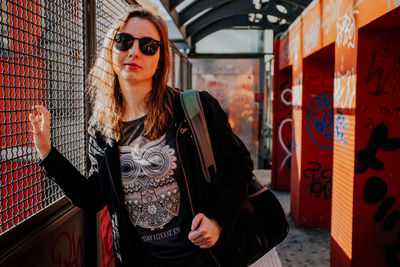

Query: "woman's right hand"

xmin=29 ymin=105 xmax=52 ymax=159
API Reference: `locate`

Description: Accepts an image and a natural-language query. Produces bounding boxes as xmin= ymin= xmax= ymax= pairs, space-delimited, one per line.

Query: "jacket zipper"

xmin=176 ymin=121 xmax=221 ymax=267
xmin=104 ymin=153 xmax=130 ymax=264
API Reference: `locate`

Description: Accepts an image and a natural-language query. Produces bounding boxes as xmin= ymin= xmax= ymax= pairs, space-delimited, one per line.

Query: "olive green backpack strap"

xmin=179 ymin=90 xmax=216 ymax=183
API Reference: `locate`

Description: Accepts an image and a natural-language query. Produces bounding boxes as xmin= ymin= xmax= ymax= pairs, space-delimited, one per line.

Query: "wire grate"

xmin=96 ymin=0 xmax=133 ymax=54
xmin=0 ymin=0 xmax=85 ymax=234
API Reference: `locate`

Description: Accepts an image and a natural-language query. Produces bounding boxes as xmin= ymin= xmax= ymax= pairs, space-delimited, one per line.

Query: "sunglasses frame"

xmin=114 ymin=33 xmax=162 ymax=56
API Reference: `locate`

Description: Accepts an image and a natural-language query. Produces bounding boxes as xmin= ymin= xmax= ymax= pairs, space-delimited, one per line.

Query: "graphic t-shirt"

xmin=119 ymin=116 xmax=203 ymax=265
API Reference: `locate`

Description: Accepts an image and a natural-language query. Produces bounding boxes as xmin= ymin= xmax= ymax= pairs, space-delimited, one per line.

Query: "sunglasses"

xmin=114 ymin=33 xmax=162 ymax=56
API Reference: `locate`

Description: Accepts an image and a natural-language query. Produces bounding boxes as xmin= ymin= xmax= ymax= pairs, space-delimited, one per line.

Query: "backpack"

xmin=180 ymin=90 xmax=289 ymax=266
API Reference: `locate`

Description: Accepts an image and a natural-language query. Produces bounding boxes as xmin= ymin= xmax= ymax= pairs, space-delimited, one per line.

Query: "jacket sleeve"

xmin=199 ymin=91 xmax=254 ymax=233
xmin=39 ymin=126 xmax=106 ymax=212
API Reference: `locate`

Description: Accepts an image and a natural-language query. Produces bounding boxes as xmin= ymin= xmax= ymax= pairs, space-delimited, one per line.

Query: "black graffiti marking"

xmin=385 ymin=240 xmax=400 ymax=267
xmin=286 ymin=139 xmax=292 ymax=170
xmin=365 ymin=50 xmax=400 ymax=96
xmin=361 ymin=125 xmax=400 ymax=266
xmin=380 ymin=105 xmax=400 ymax=117
xmin=303 ymin=161 xmax=332 ymax=200
xmin=362 ymin=176 xmax=400 ymax=266
xmin=383 ymin=211 xmax=400 ymax=231
xmin=362 ymin=176 xmax=387 ymax=204
xmin=375 ymin=197 xmax=395 ymax=222
xmin=279 ymin=80 xmax=289 ymax=90
xmin=356 ymin=124 xmax=400 ymax=174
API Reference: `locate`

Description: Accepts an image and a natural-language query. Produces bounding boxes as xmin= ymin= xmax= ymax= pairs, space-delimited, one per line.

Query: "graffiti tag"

xmin=279 ymin=118 xmax=293 ymax=170
xmin=388 ymin=0 xmax=400 ymax=8
xmin=362 ymin=174 xmax=400 ymax=265
xmin=289 ymin=35 xmax=300 ymax=71
xmin=292 ymin=73 xmax=303 ymax=106
xmin=51 ymin=231 xmax=81 ymax=267
xmin=304 ymin=18 xmax=320 ymax=55
xmin=303 ymin=161 xmax=332 ymax=200
xmin=365 ymin=49 xmax=400 ymax=96
xmin=280 ymin=88 xmax=292 ymax=106
xmin=356 ymin=124 xmax=400 ymax=174
xmin=335 ymin=111 xmax=348 ymax=144
xmin=334 ymin=68 xmax=356 ymax=109
xmin=306 ymin=94 xmax=334 ymax=150
xmin=336 ymin=10 xmax=358 ymax=49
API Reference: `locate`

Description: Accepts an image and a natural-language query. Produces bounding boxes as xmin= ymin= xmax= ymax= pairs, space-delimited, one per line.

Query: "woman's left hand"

xmin=188 ymin=213 xmax=222 ymax=248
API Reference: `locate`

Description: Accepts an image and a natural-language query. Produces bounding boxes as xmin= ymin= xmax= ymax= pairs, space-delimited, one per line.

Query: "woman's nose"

xmin=128 ymin=40 xmax=140 ymax=57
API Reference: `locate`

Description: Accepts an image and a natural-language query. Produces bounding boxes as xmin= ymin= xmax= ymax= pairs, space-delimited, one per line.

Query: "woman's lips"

xmin=124 ymin=63 xmax=142 ymax=70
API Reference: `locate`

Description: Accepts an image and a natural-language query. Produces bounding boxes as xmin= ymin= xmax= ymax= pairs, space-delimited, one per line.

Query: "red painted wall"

xmin=1 ymin=208 xmax=84 ymax=266
xmin=353 ymin=8 xmax=400 ymax=267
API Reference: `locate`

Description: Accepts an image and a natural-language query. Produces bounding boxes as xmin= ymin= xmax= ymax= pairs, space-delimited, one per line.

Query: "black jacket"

xmin=41 ymin=90 xmax=254 ymax=266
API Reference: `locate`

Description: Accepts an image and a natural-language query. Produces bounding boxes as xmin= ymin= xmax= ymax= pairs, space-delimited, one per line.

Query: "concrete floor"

xmin=252 ymin=170 xmax=330 ymax=267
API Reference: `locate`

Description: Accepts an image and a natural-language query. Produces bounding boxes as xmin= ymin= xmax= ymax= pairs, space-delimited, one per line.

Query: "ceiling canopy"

xmin=160 ymin=0 xmax=313 ymax=48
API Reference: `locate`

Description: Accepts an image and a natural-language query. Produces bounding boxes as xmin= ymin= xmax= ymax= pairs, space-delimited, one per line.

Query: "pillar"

xmin=271 ymin=65 xmax=292 ymax=190
xmin=332 ymin=6 xmax=400 ymax=267
xmin=291 ymin=43 xmax=335 ymax=228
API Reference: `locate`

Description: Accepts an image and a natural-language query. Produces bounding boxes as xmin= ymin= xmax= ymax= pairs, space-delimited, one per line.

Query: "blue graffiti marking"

xmin=306 ymin=94 xmax=334 ymax=150
xmin=335 ymin=111 xmax=348 ymax=144
xmin=388 ymin=0 xmax=400 ymax=8
xmin=291 ymin=126 xmax=301 ymax=152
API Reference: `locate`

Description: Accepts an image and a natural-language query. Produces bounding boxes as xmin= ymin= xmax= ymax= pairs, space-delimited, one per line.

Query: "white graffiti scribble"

xmin=292 ymin=73 xmax=303 ymax=106
xmin=279 ymin=118 xmax=293 ymax=170
xmin=336 ymin=10 xmax=358 ymax=49
xmin=281 ymin=88 xmax=292 ymax=106
xmin=289 ymin=35 xmax=300 ymax=71
xmin=322 ymin=0 xmax=341 ymax=35
xmin=304 ymin=18 xmax=320 ymax=55
xmin=334 ymin=68 xmax=356 ymax=109
xmin=280 ymin=51 xmax=286 ymax=67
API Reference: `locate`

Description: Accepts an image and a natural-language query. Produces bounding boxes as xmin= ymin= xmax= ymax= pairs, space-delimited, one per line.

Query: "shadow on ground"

xmin=254 ymin=170 xmax=330 ymax=267
xmin=273 ymin=191 xmax=330 ymax=267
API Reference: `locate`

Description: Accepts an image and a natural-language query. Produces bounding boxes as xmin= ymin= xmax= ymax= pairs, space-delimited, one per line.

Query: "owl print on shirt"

xmin=119 ymin=134 xmax=180 ymax=231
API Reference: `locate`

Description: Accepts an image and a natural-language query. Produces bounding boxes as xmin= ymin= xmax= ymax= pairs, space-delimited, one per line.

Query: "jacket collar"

xmin=172 ymin=88 xmax=186 ymax=125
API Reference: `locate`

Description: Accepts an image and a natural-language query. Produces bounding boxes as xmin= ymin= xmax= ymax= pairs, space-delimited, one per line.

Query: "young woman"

xmin=29 ymin=5 xmax=253 ymax=267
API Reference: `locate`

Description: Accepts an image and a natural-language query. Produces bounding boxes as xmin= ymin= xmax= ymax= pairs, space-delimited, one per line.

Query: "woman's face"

xmin=112 ymin=17 xmax=161 ymax=86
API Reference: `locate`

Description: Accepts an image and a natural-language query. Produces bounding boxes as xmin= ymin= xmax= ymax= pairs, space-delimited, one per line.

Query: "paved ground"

xmin=252 ymin=170 xmax=330 ymax=267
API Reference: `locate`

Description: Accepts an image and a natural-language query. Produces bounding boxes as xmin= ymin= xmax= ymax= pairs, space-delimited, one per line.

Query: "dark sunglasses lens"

xmin=139 ymin=38 xmax=160 ymax=55
xmin=114 ymin=34 xmax=133 ymax=51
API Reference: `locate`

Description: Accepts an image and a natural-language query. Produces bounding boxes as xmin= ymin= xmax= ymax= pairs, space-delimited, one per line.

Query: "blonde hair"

xmin=88 ymin=5 xmax=178 ymax=141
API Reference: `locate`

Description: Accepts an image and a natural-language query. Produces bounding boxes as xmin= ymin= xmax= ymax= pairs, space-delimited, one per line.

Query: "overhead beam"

xmin=190 ymin=15 xmax=286 ymax=45
xmin=159 ymin=0 xmax=185 ymax=11
xmin=160 ymin=0 xmax=182 ymax=38
xmin=280 ymin=0 xmax=308 ymax=9
xmin=179 ymin=0 xmax=230 ymax=25
xmin=185 ymin=1 xmax=291 ymax=38
xmin=160 ymin=0 xmax=312 ymax=48
xmin=170 ymin=0 xmax=185 ymax=10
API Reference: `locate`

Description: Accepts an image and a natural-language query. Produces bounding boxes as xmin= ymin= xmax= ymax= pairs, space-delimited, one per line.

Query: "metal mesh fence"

xmin=0 ymin=0 xmax=191 ymax=238
xmin=0 ymin=0 xmax=85 ymax=234
xmin=170 ymin=45 xmax=191 ymax=90
xmin=96 ymin=0 xmax=133 ymax=54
